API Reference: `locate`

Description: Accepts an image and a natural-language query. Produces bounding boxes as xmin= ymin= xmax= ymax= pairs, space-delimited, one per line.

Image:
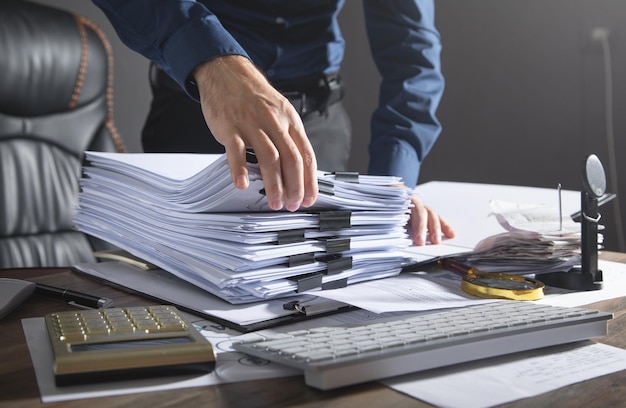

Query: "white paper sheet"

xmin=384 ymin=342 xmax=626 ymax=408
xmin=313 ymin=260 xmax=626 ymax=313
xmin=311 ymin=270 xmax=500 ymax=313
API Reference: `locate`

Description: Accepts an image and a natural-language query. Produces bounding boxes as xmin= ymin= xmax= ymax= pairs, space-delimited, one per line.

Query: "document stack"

xmin=74 ymin=152 xmax=414 ymax=304
xmin=450 ymin=200 xmax=584 ymax=275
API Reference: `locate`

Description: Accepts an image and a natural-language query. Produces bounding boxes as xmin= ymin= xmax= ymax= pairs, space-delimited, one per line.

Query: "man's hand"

xmin=193 ymin=55 xmax=318 ymax=212
xmin=408 ymin=193 xmax=456 ymax=246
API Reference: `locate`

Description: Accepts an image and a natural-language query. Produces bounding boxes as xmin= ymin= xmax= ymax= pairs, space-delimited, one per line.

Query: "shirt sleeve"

xmin=92 ymin=0 xmax=250 ymax=99
xmin=363 ymin=0 xmax=444 ymax=187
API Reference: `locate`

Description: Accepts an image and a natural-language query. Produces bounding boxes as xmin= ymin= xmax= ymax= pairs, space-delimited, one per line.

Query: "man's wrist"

xmin=193 ymin=55 xmax=266 ymax=96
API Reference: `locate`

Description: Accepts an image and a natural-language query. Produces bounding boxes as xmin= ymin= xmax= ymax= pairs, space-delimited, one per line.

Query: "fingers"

xmin=194 ymin=56 xmax=318 ymax=212
xmin=426 ymin=209 xmax=443 ymax=245
xmin=264 ymin=117 xmax=306 ymax=211
xmin=289 ymin=119 xmax=318 ymax=208
xmin=409 ymin=195 xmax=429 ymax=246
xmin=223 ymin=125 xmax=313 ymax=212
xmin=250 ymin=131 xmax=293 ymax=211
xmin=408 ymin=194 xmax=456 ymax=246
xmin=244 ymin=109 xmax=317 ymax=212
xmin=223 ymin=138 xmax=250 ymax=190
xmin=439 ymin=217 xmax=456 ymax=240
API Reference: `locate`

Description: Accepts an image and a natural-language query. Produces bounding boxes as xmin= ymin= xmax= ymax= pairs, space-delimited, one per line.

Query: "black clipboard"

xmin=72 ymin=261 xmax=356 ymax=333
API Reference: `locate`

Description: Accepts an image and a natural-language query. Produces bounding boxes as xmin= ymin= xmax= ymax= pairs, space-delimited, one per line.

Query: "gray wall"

xmin=427 ymin=1 xmax=626 ymax=252
xmin=42 ymin=0 xmax=626 ymax=252
xmin=342 ymin=0 xmax=626 ymax=252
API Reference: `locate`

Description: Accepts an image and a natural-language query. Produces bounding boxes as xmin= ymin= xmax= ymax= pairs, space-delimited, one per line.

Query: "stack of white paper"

xmin=75 ymin=152 xmax=414 ymax=304
xmin=451 ymin=200 xmax=583 ymax=274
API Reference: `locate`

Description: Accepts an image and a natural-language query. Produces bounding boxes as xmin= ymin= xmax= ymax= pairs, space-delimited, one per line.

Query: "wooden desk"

xmin=2 ymin=252 xmax=626 ymax=408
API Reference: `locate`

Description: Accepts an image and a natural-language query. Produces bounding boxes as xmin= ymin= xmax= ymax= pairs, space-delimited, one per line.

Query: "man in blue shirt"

xmin=93 ymin=0 xmax=455 ymax=245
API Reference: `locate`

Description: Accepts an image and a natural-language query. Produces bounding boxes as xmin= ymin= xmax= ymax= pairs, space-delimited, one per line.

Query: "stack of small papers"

xmin=451 ymin=200 xmax=585 ymax=274
xmin=74 ymin=152 xmax=414 ymax=304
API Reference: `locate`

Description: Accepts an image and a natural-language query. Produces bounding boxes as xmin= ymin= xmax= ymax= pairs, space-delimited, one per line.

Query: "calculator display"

xmin=45 ymin=305 xmax=215 ymax=385
xmin=71 ymin=336 xmax=192 ymax=352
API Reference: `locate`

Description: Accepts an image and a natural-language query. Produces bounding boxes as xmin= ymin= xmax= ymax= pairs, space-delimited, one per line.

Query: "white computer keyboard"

xmin=233 ymin=301 xmax=612 ymax=390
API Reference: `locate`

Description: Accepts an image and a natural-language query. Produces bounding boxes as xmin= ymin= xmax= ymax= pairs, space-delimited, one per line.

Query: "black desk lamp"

xmin=541 ymin=154 xmax=606 ymax=291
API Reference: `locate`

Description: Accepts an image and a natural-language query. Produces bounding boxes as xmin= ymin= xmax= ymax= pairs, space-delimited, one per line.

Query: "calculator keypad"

xmin=49 ymin=305 xmax=187 ymax=341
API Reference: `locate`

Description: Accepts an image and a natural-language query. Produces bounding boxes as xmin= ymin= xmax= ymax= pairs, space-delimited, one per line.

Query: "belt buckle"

xmin=283 ymin=91 xmax=308 ymax=116
xmin=281 ymin=74 xmax=343 ymax=117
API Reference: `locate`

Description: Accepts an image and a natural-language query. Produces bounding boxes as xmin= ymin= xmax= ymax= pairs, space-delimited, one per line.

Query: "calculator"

xmin=44 ymin=305 xmax=215 ymax=385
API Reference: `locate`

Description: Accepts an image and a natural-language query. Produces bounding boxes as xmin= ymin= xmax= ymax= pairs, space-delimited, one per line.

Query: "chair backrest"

xmin=0 ymin=0 xmax=125 ymax=268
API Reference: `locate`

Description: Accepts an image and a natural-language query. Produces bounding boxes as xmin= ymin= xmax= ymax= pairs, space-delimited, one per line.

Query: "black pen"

xmin=34 ymin=283 xmax=114 ymax=309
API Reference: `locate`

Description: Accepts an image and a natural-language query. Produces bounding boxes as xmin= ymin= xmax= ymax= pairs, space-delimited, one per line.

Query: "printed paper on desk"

xmin=312 ymin=271 xmax=499 ymax=314
xmin=385 ymin=342 xmax=626 ymax=408
xmin=313 ymin=259 xmax=626 ymax=314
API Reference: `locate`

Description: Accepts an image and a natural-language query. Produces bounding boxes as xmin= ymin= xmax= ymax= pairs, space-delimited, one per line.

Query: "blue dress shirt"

xmin=93 ymin=0 xmax=443 ymax=187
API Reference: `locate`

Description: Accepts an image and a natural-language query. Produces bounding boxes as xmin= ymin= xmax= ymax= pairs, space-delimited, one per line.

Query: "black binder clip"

xmin=317 ymin=236 xmax=350 ymax=254
xmin=277 ymin=229 xmax=306 ymax=245
xmin=541 ymin=154 xmax=606 ymax=291
xmin=323 ymin=255 xmax=353 ymax=275
xmin=287 ymin=273 xmax=324 ymax=292
xmin=319 ymin=211 xmax=351 ymax=231
xmin=318 ymin=179 xmax=335 ymax=195
xmin=287 ymin=253 xmax=315 ymax=267
xmin=327 ymin=171 xmax=360 ymax=183
xmin=322 ymin=278 xmax=348 ymax=290
xmin=282 ymin=300 xmax=300 ymax=311
xmin=245 ymin=149 xmax=258 ymax=164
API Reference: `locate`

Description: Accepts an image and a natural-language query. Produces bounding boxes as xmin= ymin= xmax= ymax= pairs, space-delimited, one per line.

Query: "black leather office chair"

xmin=0 ymin=0 xmax=126 ymax=268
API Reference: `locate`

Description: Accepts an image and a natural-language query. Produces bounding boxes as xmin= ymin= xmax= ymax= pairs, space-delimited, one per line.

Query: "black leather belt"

xmin=149 ymin=63 xmax=343 ymax=118
xmin=276 ymin=73 xmax=344 ymax=117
